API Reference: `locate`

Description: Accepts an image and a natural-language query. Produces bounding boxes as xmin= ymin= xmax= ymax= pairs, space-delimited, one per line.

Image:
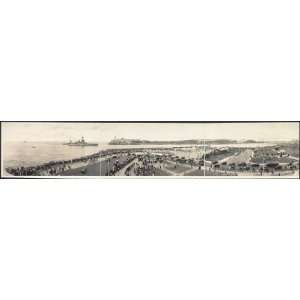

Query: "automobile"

xmin=199 ymin=161 xmax=204 ymax=166
xmin=80 ymin=168 xmax=87 ymax=174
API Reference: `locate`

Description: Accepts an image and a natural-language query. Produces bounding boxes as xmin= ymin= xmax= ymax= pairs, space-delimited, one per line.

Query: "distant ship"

xmin=63 ymin=137 xmax=98 ymax=147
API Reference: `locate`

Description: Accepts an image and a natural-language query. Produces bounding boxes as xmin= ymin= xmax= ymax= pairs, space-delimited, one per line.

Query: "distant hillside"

xmin=242 ymin=139 xmax=259 ymax=143
xmin=109 ymin=138 xmax=238 ymax=145
xmin=207 ymin=139 xmax=238 ymax=144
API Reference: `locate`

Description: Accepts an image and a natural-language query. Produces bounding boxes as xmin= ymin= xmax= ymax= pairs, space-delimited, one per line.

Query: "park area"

xmin=33 ymin=142 xmax=299 ymax=177
xmin=163 ymin=161 xmax=193 ymax=174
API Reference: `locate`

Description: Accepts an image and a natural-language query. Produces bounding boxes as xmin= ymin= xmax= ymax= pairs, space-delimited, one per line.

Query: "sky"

xmin=2 ymin=122 xmax=299 ymax=143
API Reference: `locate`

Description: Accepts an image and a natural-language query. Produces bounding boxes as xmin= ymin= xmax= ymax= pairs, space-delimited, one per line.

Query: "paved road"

xmin=115 ymin=159 xmax=138 ymax=176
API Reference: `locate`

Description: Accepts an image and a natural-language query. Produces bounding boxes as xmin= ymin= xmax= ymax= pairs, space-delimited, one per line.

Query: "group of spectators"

xmin=105 ymin=155 xmax=136 ymax=176
xmin=129 ymin=157 xmax=160 ymax=176
xmin=5 ymin=149 xmax=133 ymax=176
xmin=6 ymin=161 xmax=71 ymax=176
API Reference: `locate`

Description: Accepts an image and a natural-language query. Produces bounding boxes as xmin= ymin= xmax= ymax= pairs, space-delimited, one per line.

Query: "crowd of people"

xmin=6 ymin=155 xmax=98 ymax=176
xmin=5 ymin=149 xmax=134 ymax=176
xmin=104 ymin=154 xmax=136 ymax=176
xmin=126 ymin=156 xmax=162 ymax=176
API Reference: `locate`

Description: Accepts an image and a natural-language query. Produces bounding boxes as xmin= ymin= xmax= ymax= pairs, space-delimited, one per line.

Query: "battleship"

xmin=63 ymin=136 xmax=98 ymax=147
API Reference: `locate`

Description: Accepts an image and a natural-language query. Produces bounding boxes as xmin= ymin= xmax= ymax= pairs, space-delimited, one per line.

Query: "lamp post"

xmin=203 ymin=139 xmax=206 ymax=177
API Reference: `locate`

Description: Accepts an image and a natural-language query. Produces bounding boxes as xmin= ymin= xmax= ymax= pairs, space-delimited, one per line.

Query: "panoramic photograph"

xmin=1 ymin=122 xmax=299 ymax=178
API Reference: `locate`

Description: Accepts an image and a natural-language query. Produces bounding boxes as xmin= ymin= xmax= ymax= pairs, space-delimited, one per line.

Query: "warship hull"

xmin=63 ymin=143 xmax=98 ymax=146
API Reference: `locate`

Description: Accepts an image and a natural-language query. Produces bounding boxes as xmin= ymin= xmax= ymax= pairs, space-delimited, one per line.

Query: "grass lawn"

xmin=154 ymin=168 xmax=172 ymax=176
xmin=205 ymin=150 xmax=238 ymax=162
xmin=60 ymin=155 xmax=131 ymax=176
xmin=225 ymin=149 xmax=254 ymax=164
xmin=186 ymin=169 xmax=235 ymax=176
xmin=164 ymin=162 xmax=192 ymax=173
xmin=61 ymin=162 xmax=100 ymax=176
